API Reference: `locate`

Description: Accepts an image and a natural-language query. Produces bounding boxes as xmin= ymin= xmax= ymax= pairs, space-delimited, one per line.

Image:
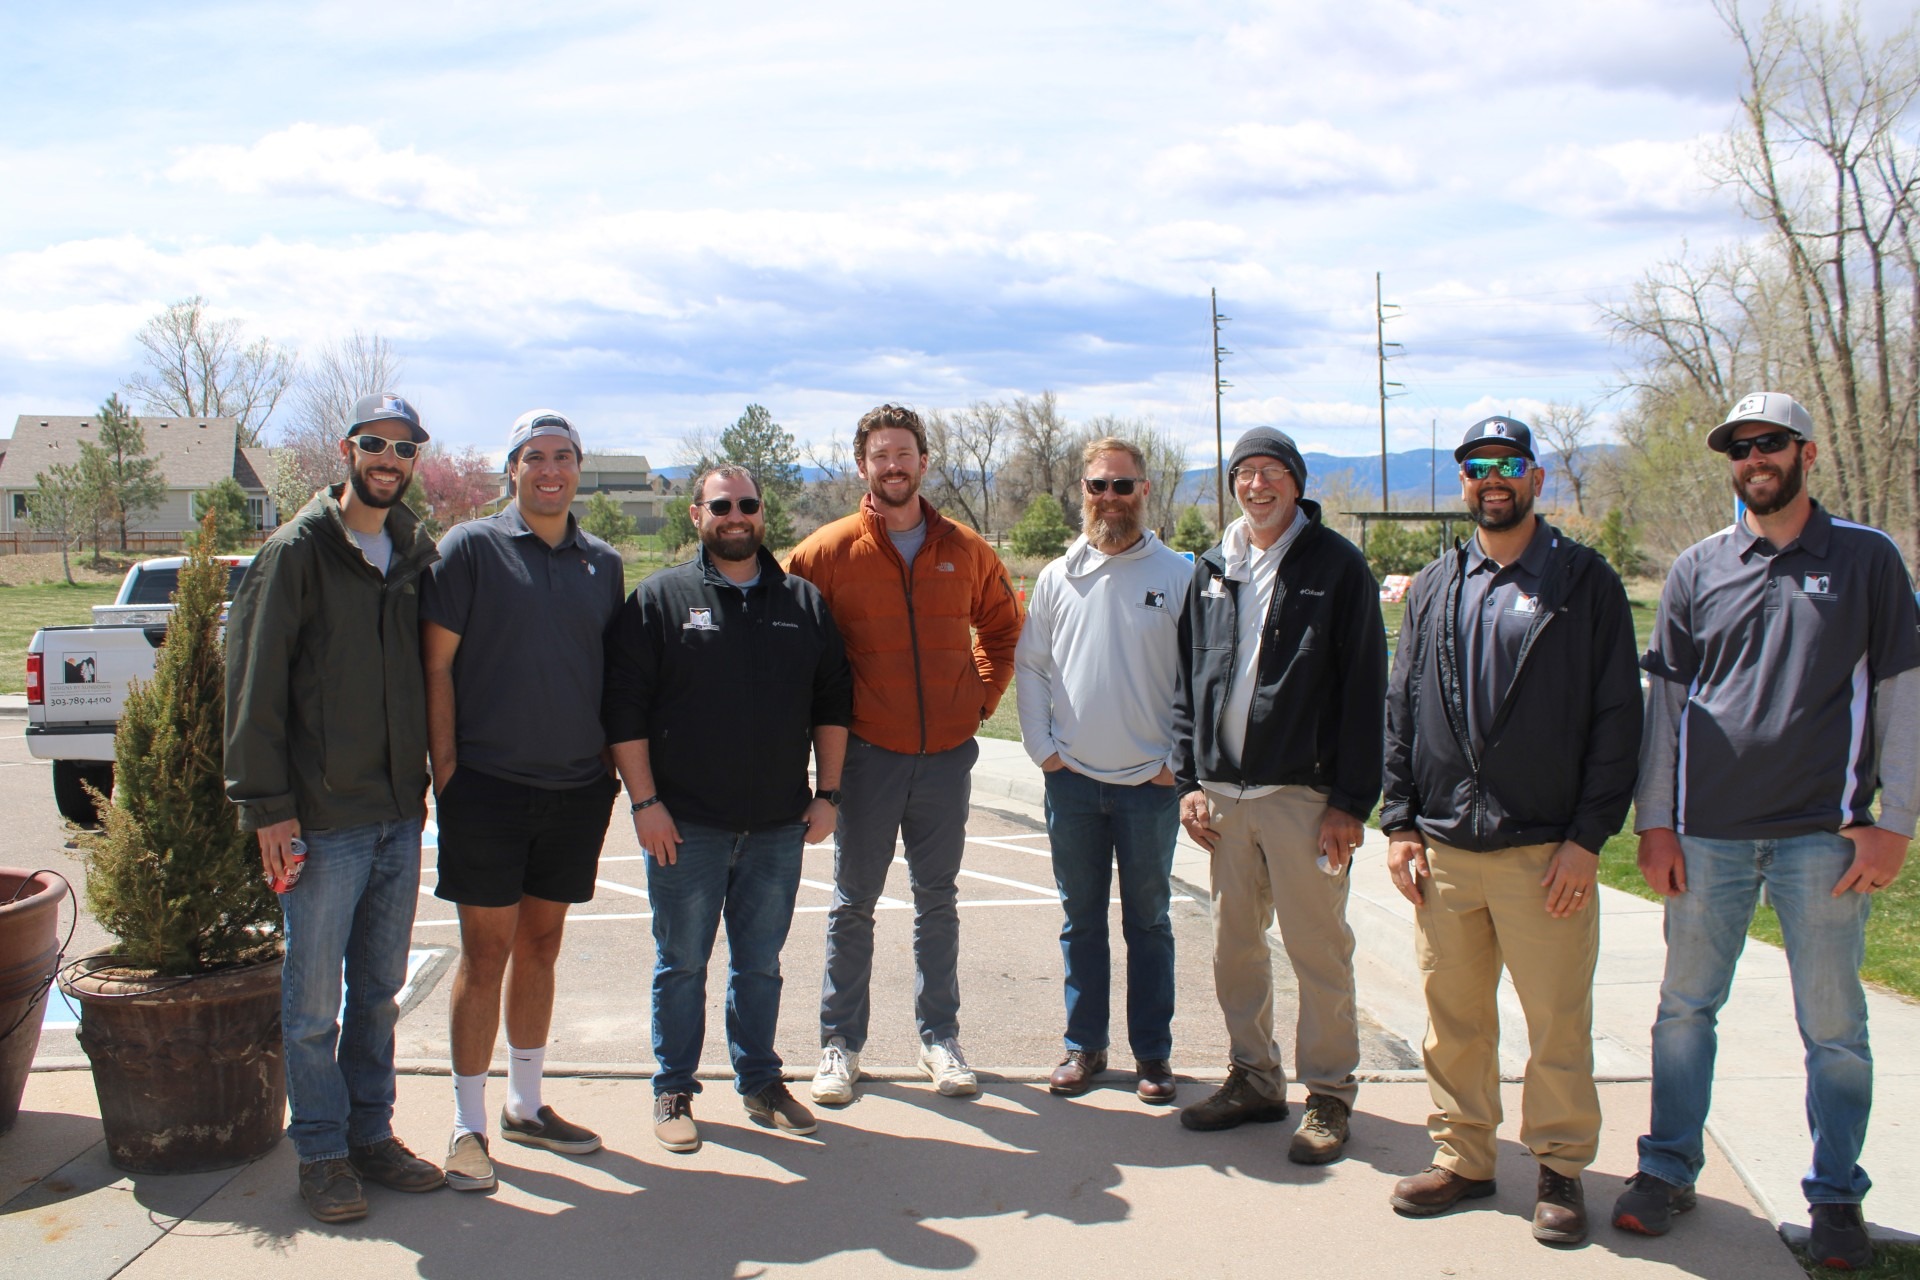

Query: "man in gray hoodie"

xmin=1016 ymin=436 xmax=1194 ymax=1103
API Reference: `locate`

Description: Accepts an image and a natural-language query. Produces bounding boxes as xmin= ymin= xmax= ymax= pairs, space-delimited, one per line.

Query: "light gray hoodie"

xmin=1015 ymin=530 xmax=1193 ymax=785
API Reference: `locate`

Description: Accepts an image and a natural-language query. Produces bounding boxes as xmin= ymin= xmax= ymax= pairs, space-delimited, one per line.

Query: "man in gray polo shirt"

xmin=1615 ymin=392 xmax=1920 ymax=1271
xmin=422 ymin=409 xmax=626 ymax=1192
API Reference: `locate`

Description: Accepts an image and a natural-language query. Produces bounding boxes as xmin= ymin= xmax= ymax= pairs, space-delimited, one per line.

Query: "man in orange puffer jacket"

xmin=786 ymin=404 xmax=1024 ymax=1103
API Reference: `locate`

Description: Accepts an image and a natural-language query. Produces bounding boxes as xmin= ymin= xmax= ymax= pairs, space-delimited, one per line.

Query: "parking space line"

xmin=410 ymin=896 xmax=1109 ymax=928
xmin=956 ymin=868 xmax=1059 ymax=897
xmin=965 ymin=835 xmax=1054 ymax=857
xmin=593 ymin=878 xmax=648 ymax=897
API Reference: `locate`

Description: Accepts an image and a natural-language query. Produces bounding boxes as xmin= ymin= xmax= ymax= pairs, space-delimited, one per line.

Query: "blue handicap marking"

xmin=422 ymin=818 xmax=438 ymax=850
xmin=40 ymin=949 xmax=436 ymax=1031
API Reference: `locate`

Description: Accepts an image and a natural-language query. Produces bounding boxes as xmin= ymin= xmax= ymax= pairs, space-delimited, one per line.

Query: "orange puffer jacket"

xmin=786 ymin=496 xmax=1023 ymax=755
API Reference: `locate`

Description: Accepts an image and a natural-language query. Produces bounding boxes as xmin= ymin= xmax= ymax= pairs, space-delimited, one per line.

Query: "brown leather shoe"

xmin=1049 ymin=1048 xmax=1108 ymax=1096
xmin=1178 ymin=1065 xmax=1289 ymax=1131
xmin=1534 ymin=1165 xmax=1588 ymax=1246
xmin=1390 ymin=1165 xmax=1498 ymax=1217
xmin=1288 ymin=1093 xmax=1350 ymax=1165
xmin=1135 ymin=1059 xmax=1176 ymax=1105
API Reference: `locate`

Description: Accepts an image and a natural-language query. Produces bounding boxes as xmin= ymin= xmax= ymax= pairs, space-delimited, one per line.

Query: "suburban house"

xmin=0 ymin=413 xmax=281 ymax=552
xmin=487 ymin=453 xmax=673 ymax=533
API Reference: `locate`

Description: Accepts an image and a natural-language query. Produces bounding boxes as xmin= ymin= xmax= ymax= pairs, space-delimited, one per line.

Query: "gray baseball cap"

xmin=348 ymin=392 xmax=429 ymax=442
xmin=1708 ymin=392 xmax=1816 ymax=453
xmin=506 ymin=409 xmax=583 ymax=466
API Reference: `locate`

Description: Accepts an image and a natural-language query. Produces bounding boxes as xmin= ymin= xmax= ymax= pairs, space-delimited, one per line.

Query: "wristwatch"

xmin=814 ymin=787 xmax=841 ymax=806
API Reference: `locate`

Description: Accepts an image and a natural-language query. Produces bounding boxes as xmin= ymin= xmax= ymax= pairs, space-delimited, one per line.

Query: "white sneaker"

xmin=812 ymin=1037 xmax=860 ymax=1105
xmin=920 ymin=1036 xmax=978 ymax=1097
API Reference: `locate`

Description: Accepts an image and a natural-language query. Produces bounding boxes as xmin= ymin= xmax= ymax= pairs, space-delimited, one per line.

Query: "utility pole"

xmin=1212 ymin=288 xmax=1231 ymax=531
xmin=1376 ymin=272 xmax=1403 ymax=510
xmin=1430 ymin=416 xmax=1437 ymax=511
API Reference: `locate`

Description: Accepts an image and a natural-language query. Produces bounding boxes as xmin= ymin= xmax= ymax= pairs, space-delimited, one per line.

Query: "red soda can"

xmin=271 ymin=837 xmax=308 ymax=894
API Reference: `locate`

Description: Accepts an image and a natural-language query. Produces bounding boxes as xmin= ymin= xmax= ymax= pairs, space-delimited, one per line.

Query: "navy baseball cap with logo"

xmin=506 ymin=409 xmax=584 ymax=467
xmin=348 ymin=392 xmax=429 ymax=443
xmin=1707 ymin=391 xmax=1816 ymax=453
xmin=1454 ymin=415 xmax=1536 ymax=462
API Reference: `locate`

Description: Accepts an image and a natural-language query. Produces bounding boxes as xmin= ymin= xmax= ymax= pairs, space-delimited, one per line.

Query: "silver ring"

xmin=1573 ymin=890 xmax=1585 ymax=897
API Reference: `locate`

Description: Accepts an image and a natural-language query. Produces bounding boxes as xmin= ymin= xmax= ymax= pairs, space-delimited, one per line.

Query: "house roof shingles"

xmin=0 ymin=414 xmax=257 ymax=490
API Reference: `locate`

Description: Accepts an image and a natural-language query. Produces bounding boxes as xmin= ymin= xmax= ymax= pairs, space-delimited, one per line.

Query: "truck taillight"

xmin=26 ymin=652 xmax=42 ymax=705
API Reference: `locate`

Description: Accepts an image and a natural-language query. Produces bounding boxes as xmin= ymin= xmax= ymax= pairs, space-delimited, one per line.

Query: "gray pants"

xmin=820 ymin=735 xmax=978 ymax=1050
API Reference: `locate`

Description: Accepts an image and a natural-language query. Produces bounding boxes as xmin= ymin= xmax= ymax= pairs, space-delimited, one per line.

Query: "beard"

xmin=701 ymin=522 xmax=762 ymax=564
xmin=1082 ymin=498 xmax=1143 ymax=549
xmin=1467 ymin=482 xmax=1533 ymax=532
xmin=867 ymin=467 xmax=922 ymax=510
xmin=1733 ymin=450 xmax=1805 ymax=516
xmin=348 ymin=461 xmax=407 ymax=509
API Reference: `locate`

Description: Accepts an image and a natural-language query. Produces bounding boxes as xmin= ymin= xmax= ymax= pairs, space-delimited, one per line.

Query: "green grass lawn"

xmin=1794 ymin=1241 xmax=1920 ymax=1279
xmin=0 ymin=581 xmax=121 ymax=694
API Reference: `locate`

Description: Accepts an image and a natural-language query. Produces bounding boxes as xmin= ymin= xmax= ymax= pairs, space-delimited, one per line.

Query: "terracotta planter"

xmin=64 ymin=952 xmax=285 ymax=1173
xmin=0 ymin=868 xmax=69 ymax=1134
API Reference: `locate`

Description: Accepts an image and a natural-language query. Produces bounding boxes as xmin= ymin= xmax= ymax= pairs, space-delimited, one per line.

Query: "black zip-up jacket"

xmin=1380 ymin=522 xmax=1642 ymax=854
xmin=1171 ymin=500 xmax=1387 ymax=820
xmin=602 ymin=545 xmax=853 ymax=831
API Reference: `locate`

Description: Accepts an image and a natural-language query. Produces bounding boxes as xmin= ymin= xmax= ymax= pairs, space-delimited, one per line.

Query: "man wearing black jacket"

xmin=1171 ymin=426 xmax=1387 ymax=1164
xmin=603 ymin=465 xmax=852 ymax=1154
xmin=1380 ymin=417 xmax=1641 ymax=1247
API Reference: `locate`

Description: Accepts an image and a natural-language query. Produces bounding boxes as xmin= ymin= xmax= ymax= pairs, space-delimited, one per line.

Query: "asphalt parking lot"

xmin=10 ymin=723 xmax=1415 ymax=1086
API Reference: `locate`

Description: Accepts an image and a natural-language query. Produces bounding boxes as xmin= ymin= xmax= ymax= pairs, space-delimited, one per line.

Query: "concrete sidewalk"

xmin=2 ymin=1071 xmax=1802 ymax=1279
xmin=974 ymin=736 xmax=1920 ymax=1245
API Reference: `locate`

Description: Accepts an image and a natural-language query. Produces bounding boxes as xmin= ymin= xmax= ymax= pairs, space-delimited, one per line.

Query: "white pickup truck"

xmin=25 ymin=555 xmax=252 ymax=824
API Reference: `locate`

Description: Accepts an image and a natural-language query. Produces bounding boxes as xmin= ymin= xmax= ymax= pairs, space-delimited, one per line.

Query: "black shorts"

xmin=434 ymin=767 xmax=621 ymax=907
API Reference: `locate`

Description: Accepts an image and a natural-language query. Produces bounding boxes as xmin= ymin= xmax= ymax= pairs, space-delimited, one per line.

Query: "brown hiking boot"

xmin=1390 ymin=1165 xmax=1497 ymax=1217
xmin=1288 ymin=1093 xmax=1350 ymax=1165
xmin=299 ymin=1158 xmax=369 ymax=1224
xmin=1178 ymin=1065 xmax=1289 ymax=1131
xmin=1134 ymin=1059 xmax=1177 ymax=1105
xmin=1534 ymin=1165 xmax=1588 ymax=1245
xmin=1049 ymin=1049 xmax=1108 ymax=1096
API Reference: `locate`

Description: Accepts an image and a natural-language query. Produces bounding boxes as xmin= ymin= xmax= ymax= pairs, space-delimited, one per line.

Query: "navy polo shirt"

xmin=1642 ymin=502 xmax=1920 ymax=838
xmin=422 ymin=504 xmax=626 ymax=789
xmin=1457 ymin=517 xmax=1554 ymax=753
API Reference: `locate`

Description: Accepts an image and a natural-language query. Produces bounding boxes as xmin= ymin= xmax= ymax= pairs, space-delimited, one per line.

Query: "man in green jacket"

xmin=225 ymin=393 xmax=446 ymax=1224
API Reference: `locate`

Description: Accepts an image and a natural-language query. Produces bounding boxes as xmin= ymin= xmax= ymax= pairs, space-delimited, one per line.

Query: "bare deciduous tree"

xmin=924 ymin=402 xmax=1012 ymax=534
xmin=1531 ymin=401 xmax=1600 ymax=515
xmin=126 ymin=297 xmax=297 ymax=447
xmin=278 ymin=331 xmax=404 ymax=492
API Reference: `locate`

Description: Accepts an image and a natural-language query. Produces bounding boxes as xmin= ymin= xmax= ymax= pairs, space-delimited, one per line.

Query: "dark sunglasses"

xmin=1726 ymin=430 xmax=1798 ymax=461
xmin=1082 ymin=477 xmax=1141 ymax=495
xmin=350 ymin=435 xmax=420 ymax=460
xmin=700 ymin=497 xmax=762 ymax=517
xmin=1461 ymin=456 xmax=1532 ymax=481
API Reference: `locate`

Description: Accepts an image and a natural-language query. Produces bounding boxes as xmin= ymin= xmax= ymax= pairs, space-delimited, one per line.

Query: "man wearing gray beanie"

xmin=1170 ymin=426 xmax=1387 ymax=1165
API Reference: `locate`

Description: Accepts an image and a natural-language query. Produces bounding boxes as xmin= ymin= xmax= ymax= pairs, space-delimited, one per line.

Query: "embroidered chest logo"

xmin=1142 ymin=590 xmax=1166 ymax=609
xmin=1511 ymin=592 xmax=1540 ymax=614
xmin=1800 ymin=573 xmax=1834 ymax=597
xmin=684 ymin=607 xmax=719 ymax=631
xmin=936 ymin=561 xmax=956 ymax=573
xmin=583 ymin=560 xmax=597 ymax=575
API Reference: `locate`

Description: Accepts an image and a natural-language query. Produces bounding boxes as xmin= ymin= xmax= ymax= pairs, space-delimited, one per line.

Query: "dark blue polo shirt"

xmin=1642 ymin=502 xmax=1920 ymax=838
xmin=1457 ymin=517 xmax=1554 ymax=754
xmin=422 ymin=504 xmax=626 ymax=789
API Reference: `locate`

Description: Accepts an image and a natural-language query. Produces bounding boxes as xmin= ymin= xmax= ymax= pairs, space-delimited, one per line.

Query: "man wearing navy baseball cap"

xmin=1618 ymin=391 xmax=1920 ymax=1269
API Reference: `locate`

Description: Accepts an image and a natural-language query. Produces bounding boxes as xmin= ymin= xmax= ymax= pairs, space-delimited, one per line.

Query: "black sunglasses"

xmin=350 ymin=435 xmax=420 ymax=460
xmin=1083 ymin=477 xmax=1141 ymax=495
xmin=1726 ymin=431 xmax=1798 ymax=461
xmin=700 ymin=497 xmax=762 ymax=517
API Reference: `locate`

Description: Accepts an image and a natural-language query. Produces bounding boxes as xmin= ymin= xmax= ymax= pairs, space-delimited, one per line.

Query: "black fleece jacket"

xmin=1380 ymin=522 xmax=1642 ymax=854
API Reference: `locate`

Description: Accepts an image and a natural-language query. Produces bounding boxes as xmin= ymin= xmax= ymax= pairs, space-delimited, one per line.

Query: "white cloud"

xmin=165 ymin=124 xmax=522 ymax=225
xmin=1148 ymin=122 xmax=1418 ymax=201
xmin=1517 ymin=136 xmax=1721 ymax=221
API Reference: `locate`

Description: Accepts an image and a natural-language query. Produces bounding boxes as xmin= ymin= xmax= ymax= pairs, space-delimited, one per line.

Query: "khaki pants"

xmin=1205 ymin=787 xmax=1359 ymax=1106
xmin=1416 ymin=839 xmax=1600 ymax=1179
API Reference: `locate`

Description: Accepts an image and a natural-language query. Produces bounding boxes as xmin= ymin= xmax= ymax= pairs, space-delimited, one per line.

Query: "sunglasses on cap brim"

xmin=1726 ymin=431 xmax=1798 ymax=461
xmin=1461 ymin=456 xmax=1532 ymax=480
xmin=699 ymin=497 xmax=762 ymax=517
xmin=349 ymin=435 xmax=420 ymax=460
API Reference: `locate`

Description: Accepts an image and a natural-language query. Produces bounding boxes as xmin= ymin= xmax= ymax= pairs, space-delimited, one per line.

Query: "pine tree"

xmin=1010 ymin=493 xmax=1072 ymax=560
xmin=191 ymin=477 xmax=253 ymax=552
xmin=82 ymin=512 xmax=279 ymax=974
xmin=717 ymin=405 xmax=802 ymax=500
xmin=1170 ymin=505 xmax=1215 ymax=554
xmin=581 ymin=491 xmax=636 ymax=543
xmin=95 ymin=394 xmax=167 ymax=551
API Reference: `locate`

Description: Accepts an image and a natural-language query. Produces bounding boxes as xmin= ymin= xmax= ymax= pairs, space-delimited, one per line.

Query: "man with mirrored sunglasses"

xmin=1381 ymin=415 xmax=1642 ymax=1245
xmin=1617 ymin=392 xmax=1920 ymax=1270
xmin=603 ymin=464 xmax=852 ymax=1152
xmin=1017 ymin=436 xmax=1193 ymax=1103
xmin=225 ymin=391 xmax=446 ymax=1222
xmin=422 ymin=408 xmax=626 ymax=1191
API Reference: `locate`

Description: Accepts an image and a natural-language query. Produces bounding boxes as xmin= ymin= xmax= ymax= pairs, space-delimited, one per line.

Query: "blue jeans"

xmin=647 ymin=822 xmax=805 ymax=1096
xmin=279 ymin=817 xmax=423 ymax=1163
xmin=1044 ymin=768 xmax=1179 ymax=1060
xmin=1639 ymin=831 xmax=1873 ymax=1206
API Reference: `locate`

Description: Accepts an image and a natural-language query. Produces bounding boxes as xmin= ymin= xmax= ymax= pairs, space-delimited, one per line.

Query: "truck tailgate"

xmin=32 ymin=624 xmax=163 ymax=727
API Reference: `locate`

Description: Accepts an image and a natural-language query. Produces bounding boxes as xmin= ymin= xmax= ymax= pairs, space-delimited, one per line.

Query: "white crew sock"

xmin=453 ymin=1071 xmax=488 ymax=1138
xmin=506 ymin=1043 xmax=546 ymax=1124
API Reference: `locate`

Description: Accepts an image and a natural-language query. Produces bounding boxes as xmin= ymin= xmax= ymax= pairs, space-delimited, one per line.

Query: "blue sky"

xmin=2 ymin=0 xmax=1906 ymax=463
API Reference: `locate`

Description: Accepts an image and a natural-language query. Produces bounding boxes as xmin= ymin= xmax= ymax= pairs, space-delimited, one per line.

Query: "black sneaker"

xmin=299 ymin=1157 xmax=369 ymax=1224
xmin=348 ymin=1136 xmax=445 ymax=1192
xmin=1611 ymin=1171 xmax=1697 ymax=1236
xmin=500 ymin=1105 xmax=602 ymax=1154
xmin=1807 ymin=1203 xmax=1873 ymax=1271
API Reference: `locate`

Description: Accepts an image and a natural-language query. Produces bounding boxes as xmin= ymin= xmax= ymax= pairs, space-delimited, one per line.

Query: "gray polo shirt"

xmin=1640 ymin=502 xmax=1920 ymax=839
xmin=421 ymin=504 xmax=626 ymax=789
xmin=1457 ymin=517 xmax=1554 ymax=753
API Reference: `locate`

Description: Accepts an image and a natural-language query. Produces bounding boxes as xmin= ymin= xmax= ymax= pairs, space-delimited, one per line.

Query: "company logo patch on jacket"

xmin=1141 ymin=590 xmax=1167 ymax=610
xmin=1510 ymin=592 xmax=1540 ymax=614
xmin=1799 ymin=573 xmax=1834 ymax=598
xmin=1204 ymin=575 xmax=1228 ymax=598
xmin=683 ymin=607 xmax=720 ymax=631
xmin=936 ymin=561 xmax=956 ymax=572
